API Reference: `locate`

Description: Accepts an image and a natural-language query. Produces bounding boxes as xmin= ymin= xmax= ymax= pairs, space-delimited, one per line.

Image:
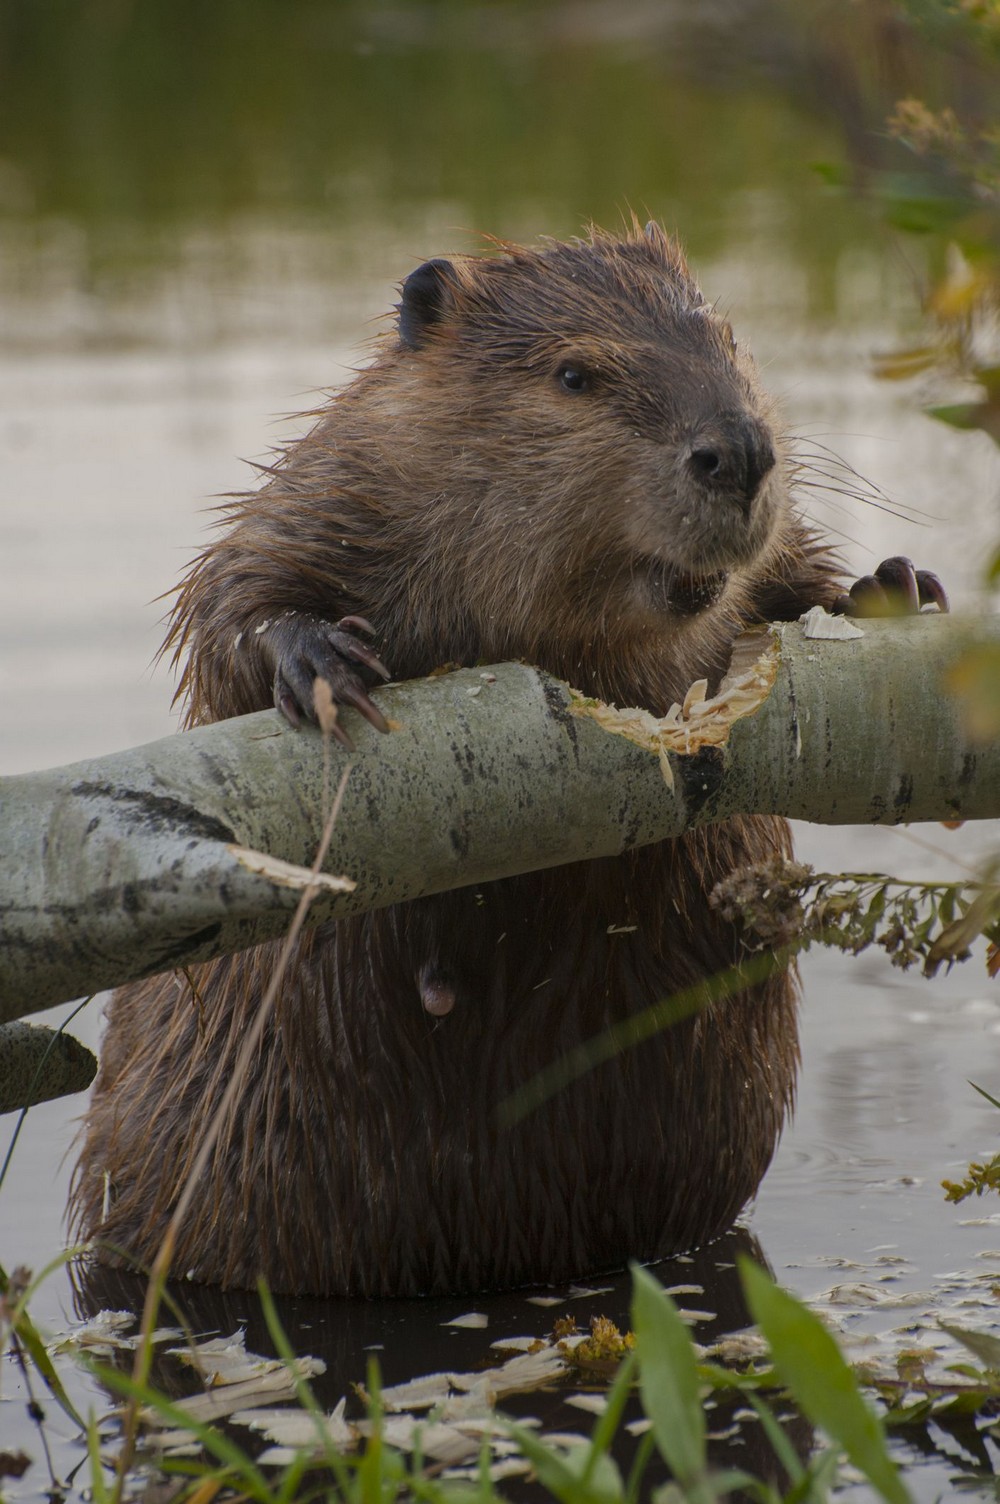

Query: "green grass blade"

xmin=89 ymin=1359 xmax=275 ymax=1501
xmin=85 ymin=1410 xmax=115 ymax=1504
xmin=257 ymin=1278 xmax=355 ymax=1492
xmin=504 ymin=1423 xmax=622 ymax=1504
xmin=739 ymin=1259 xmax=912 ymax=1504
xmin=738 ymin=1389 xmax=805 ymax=1486
xmin=2 ymin=1265 xmax=85 ymax=1430
xmin=581 ymin=1349 xmax=637 ymax=1482
xmin=939 ymin=1321 xmax=1000 ymax=1370
xmin=709 ymin=1469 xmax=776 ymax=1501
xmin=630 ymin=1263 xmax=708 ymax=1493
xmin=624 ymin=1428 xmax=656 ymax=1504
xmin=969 ymin=1080 xmax=1000 ymax=1112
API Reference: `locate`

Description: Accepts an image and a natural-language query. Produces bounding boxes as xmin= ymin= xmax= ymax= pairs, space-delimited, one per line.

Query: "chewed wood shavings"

xmin=234 ymin=1396 xmax=355 ymax=1450
xmin=378 ymin=1372 xmax=455 ymax=1411
xmin=566 ymin=1392 xmax=608 ymax=1415
xmin=235 ymin=1337 xmax=570 ymax=1472
xmin=142 ymin=1361 xmax=327 ymax=1431
xmin=231 ymin=846 xmax=356 ymax=894
xmin=48 ymin=1309 xmax=182 ymax=1359
xmin=799 ymin=605 xmax=864 ymax=640
xmin=169 ymin=1327 xmax=282 ymax=1382
xmin=442 ymin=1311 xmax=488 ymax=1329
xmin=489 ymin=1334 xmax=546 ymax=1353
xmin=568 ymin=631 xmax=778 ymax=785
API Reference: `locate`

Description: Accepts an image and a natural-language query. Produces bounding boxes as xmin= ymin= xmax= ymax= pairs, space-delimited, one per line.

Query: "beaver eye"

xmin=556 ymin=363 xmax=590 ymax=394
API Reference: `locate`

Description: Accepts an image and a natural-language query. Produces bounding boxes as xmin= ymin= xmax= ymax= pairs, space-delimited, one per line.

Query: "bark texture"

xmin=1 ymin=616 xmax=995 ymax=1027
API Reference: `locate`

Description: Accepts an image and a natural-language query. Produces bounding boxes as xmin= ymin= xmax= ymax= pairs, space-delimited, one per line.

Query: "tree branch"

xmin=2 ymin=617 xmax=996 ymax=1062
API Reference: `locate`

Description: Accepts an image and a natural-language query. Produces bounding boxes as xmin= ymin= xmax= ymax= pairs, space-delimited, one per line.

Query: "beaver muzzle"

xmin=685 ymin=411 xmax=776 ymax=515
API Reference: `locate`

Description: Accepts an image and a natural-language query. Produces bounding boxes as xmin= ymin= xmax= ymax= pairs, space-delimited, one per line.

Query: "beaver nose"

xmin=687 ymin=414 xmax=775 ymax=514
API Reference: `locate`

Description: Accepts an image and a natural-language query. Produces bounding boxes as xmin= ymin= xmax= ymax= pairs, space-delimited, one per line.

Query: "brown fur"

xmin=71 ymin=223 xmax=844 ymax=1296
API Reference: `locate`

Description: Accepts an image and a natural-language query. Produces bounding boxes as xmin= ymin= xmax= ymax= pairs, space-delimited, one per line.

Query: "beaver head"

xmin=342 ymin=222 xmax=788 ymax=661
xmin=172 ymin=221 xmax=807 ymax=722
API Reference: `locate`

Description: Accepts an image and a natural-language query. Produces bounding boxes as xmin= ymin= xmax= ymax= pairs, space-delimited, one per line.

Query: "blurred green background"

xmin=3 ymin=0 xmax=996 ymax=335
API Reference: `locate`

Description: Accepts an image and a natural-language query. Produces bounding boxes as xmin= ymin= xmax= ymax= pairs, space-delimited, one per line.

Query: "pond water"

xmin=3 ymin=3 xmax=1000 ymax=1498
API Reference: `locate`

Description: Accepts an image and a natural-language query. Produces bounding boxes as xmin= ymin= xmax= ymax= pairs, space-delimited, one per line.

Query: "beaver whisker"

xmin=792 ymin=474 xmax=926 ymax=529
xmin=790 ymin=435 xmax=938 ymax=525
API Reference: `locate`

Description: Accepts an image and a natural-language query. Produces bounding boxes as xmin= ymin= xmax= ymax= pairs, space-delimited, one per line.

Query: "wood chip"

xmin=442 ymin=1311 xmax=488 ymax=1329
xmin=231 ymin=846 xmax=355 ymax=894
xmin=565 ymin=1393 xmax=608 ymax=1415
xmin=799 ymin=605 xmax=864 ymax=640
xmin=569 ymin=636 xmax=778 ymax=778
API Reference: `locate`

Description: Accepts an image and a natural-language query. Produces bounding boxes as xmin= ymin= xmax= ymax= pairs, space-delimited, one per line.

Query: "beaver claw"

xmin=831 ymin=557 xmax=949 ymax=618
xmin=267 ymin=613 xmax=391 ymax=746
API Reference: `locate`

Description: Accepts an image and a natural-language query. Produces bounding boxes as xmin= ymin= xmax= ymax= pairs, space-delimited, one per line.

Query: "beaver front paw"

xmin=266 ymin=612 xmax=391 ymax=745
xmin=832 ymin=556 xmax=949 ymax=618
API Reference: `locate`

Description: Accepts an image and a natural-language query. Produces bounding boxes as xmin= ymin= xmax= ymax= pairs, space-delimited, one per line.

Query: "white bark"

xmin=1 ymin=616 xmax=997 ymax=1067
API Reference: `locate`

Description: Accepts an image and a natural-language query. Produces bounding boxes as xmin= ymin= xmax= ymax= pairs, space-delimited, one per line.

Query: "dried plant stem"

xmin=113 ymin=763 xmax=353 ymax=1500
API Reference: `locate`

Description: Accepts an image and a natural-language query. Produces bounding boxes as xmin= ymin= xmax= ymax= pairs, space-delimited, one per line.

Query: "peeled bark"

xmin=1 ymin=616 xmax=997 ymax=1070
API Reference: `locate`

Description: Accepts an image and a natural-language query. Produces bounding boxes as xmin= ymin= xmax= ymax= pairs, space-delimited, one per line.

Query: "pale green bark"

xmin=1 ymin=616 xmax=997 ymax=1107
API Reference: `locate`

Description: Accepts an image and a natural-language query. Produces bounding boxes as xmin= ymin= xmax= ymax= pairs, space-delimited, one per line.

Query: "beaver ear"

xmin=398 ymin=259 xmax=457 ymax=349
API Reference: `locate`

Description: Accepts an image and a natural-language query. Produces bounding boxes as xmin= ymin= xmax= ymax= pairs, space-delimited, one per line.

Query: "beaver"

xmin=70 ymin=222 xmax=936 ymax=1297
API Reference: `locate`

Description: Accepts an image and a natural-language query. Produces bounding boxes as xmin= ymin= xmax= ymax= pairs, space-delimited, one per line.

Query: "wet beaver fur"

xmin=72 ymin=222 xmax=850 ymax=1297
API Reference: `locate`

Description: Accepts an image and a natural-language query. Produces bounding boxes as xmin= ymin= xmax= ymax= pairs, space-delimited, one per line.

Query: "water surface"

xmin=3 ymin=5 xmax=1000 ymax=1497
